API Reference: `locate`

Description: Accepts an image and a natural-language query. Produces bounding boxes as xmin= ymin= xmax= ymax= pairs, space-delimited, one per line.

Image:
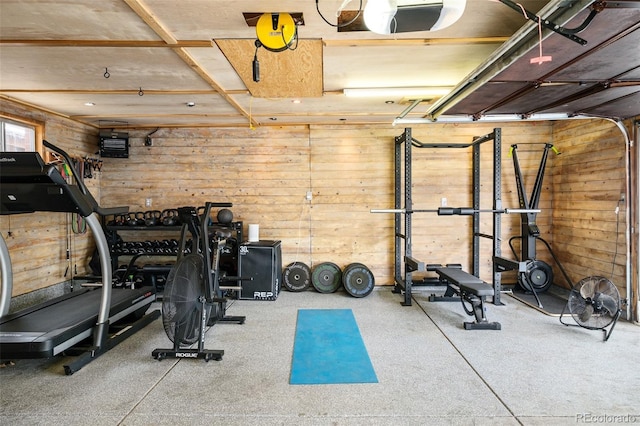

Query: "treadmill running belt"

xmin=0 ymin=287 xmax=154 ymax=358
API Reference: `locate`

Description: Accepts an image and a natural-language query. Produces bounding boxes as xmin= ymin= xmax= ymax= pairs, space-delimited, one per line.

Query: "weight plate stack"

xmin=283 ymin=262 xmax=311 ymax=292
xmin=311 ymin=262 xmax=342 ymax=293
xmin=342 ymin=263 xmax=375 ymax=298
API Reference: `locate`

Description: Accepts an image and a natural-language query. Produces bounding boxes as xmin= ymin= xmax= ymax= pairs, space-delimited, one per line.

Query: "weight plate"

xmin=283 ymin=262 xmax=311 ymax=292
xmin=311 ymin=262 xmax=342 ymax=293
xmin=342 ymin=262 xmax=366 ymax=281
xmin=343 ymin=263 xmax=375 ymax=298
xmin=518 ymin=259 xmax=553 ymax=293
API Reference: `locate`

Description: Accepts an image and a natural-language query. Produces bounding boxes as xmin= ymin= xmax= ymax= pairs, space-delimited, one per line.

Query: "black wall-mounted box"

xmin=99 ymin=131 xmax=129 ymax=158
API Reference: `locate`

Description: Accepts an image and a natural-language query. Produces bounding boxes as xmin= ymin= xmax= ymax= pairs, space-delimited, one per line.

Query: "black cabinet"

xmin=238 ymin=240 xmax=282 ymax=300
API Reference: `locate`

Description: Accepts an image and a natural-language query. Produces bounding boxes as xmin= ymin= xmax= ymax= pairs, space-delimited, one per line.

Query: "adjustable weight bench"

xmin=429 ymin=267 xmax=501 ymax=330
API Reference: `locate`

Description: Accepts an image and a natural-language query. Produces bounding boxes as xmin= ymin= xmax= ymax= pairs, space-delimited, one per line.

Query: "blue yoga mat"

xmin=290 ymin=309 xmax=378 ymax=385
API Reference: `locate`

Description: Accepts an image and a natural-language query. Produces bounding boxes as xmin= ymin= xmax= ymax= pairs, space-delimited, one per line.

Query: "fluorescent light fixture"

xmin=343 ymin=87 xmax=453 ymax=98
xmin=364 ymin=0 xmax=467 ymax=35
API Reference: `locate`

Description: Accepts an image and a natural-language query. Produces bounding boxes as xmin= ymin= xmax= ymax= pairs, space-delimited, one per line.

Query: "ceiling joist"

xmin=121 ymin=0 xmax=257 ymax=127
xmin=0 ymin=39 xmax=213 ymax=48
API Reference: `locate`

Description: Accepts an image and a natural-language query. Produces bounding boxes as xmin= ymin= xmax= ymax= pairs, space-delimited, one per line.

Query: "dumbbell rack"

xmin=105 ymin=221 xmax=243 ymax=292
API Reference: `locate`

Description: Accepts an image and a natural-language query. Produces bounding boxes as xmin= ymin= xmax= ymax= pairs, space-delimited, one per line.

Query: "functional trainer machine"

xmin=0 ymin=141 xmax=159 ymax=375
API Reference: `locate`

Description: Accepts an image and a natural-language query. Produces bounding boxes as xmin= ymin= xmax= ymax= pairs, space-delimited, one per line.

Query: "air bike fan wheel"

xmin=518 ymin=259 xmax=553 ymax=293
xmin=560 ymin=276 xmax=622 ymax=342
xmin=162 ymin=254 xmax=211 ymax=346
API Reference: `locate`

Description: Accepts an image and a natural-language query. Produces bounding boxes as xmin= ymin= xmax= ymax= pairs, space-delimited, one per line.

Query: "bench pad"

xmin=435 ymin=267 xmax=483 ymax=285
xmin=435 ymin=268 xmax=493 ymax=297
xmin=458 ymin=282 xmax=494 ymax=297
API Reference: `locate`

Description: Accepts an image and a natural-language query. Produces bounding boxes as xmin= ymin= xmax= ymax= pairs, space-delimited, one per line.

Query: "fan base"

xmin=152 ymin=348 xmax=223 ymax=362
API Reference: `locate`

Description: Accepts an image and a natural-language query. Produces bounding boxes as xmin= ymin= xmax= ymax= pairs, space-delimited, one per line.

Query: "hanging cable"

xmin=611 ymin=199 xmax=622 ymax=280
xmin=281 ymin=25 xmax=299 ymax=51
xmin=252 ymin=41 xmax=261 ymax=83
xmin=72 ymin=213 xmax=87 ymax=234
xmin=248 ymin=96 xmax=255 ymax=130
xmin=6 ymin=216 xmax=12 ymax=238
xmin=316 ymin=0 xmax=362 ymax=28
xmin=515 ymin=2 xmax=551 ymax=65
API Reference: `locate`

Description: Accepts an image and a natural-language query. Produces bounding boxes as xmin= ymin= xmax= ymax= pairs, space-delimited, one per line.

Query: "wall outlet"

xmin=441 ymin=197 xmax=447 ymax=207
xmin=306 ymin=191 xmax=313 ymax=201
xmin=145 ymin=198 xmax=152 ymax=207
xmin=620 ymin=193 xmax=625 ymax=202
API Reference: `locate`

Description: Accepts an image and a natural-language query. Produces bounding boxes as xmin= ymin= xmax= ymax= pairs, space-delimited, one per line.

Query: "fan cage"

xmin=567 ymin=276 xmax=620 ymax=330
xmin=162 ymin=254 xmax=210 ymax=346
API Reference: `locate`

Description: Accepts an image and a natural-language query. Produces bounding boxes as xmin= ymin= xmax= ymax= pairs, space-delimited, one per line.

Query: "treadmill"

xmin=0 ymin=141 xmax=159 ymax=375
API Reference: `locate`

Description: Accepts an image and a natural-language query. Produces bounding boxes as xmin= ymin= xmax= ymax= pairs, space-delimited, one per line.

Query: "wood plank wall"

xmin=100 ymin=122 xmax=555 ymax=287
xmin=551 ymin=119 xmax=629 ymax=297
xmin=1 ymin=99 xmax=99 ymax=296
xmin=100 ymin=125 xmax=315 ymax=272
xmin=1 ymin=97 xmax=631 ymax=304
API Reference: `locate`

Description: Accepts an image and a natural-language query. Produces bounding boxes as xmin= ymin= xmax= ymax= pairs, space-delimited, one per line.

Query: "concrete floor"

xmin=1 ymin=287 xmax=638 ymax=425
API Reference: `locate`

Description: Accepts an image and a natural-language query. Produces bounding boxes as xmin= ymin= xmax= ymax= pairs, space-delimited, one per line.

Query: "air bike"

xmin=0 ymin=141 xmax=159 ymax=375
xmin=152 ymin=202 xmax=246 ymax=362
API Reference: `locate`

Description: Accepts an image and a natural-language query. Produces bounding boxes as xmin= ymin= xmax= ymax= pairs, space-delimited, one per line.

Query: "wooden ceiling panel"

xmin=215 ymin=39 xmax=323 ymax=98
xmin=0 ymin=0 xmax=160 ymax=40
xmin=322 ymin=43 xmax=502 ymax=91
xmin=0 ymin=46 xmax=212 ymax=91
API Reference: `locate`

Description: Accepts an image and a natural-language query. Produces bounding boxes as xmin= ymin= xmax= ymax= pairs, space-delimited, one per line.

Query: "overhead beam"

xmin=0 ymin=89 xmax=225 ymax=95
xmin=0 ymin=37 xmax=508 ymax=49
xmin=122 ymin=0 xmax=257 ymax=127
xmin=0 ymin=39 xmax=213 ymax=48
xmin=323 ymin=37 xmax=509 ymax=47
xmin=122 ymin=0 xmax=177 ymax=44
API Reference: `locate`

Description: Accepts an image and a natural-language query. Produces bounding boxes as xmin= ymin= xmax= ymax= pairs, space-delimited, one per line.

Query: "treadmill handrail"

xmin=0 ymin=140 xmax=124 ymax=349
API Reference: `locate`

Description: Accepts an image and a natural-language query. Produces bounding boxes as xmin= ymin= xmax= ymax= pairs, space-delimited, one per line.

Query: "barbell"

xmin=370 ymin=207 xmax=540 ymax=215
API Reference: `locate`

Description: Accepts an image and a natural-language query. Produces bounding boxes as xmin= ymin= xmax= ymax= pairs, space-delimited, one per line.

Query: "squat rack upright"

xmin=392 ymin=128 xmax=504 ymax=306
